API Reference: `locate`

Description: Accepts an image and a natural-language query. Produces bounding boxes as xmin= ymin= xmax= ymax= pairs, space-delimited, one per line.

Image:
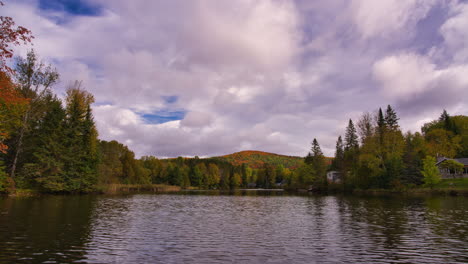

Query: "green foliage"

xmin=305 ymin=138 xmax=327 ymax=189
xmin=1 ymin=52 xmax=465 ymax=196
xmin=401 ymin=132 xmax=426 ymax=186
xmin=421 ymin=156 xmax=441 ymax=189
xmin=22 ymin=96 xmax=67 ymax=191
xmin=291 ymin=163 xmax=315 ymax=188
xmin=332 ymin=136 xmax=344 ymax=171
xmin=0 ymin=161 xmax=8 ymax=193
xmin=384 ymin=105 xmax=399 ymax=130
xmin=425 ymin=129 xmax=461 ymax=158
xmin=439 ymin=159 xmax=464 ymax=174
xmin=344 ymin=119 xmax=359 ymax=152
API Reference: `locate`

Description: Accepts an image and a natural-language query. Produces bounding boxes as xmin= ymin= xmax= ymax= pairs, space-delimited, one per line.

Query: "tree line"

xmin=1 ymin=6 xmax=467 ymax=193
xmin=291 ymin=106 xmax=467 ymax=191
xmin=3 ymin=49 xmax=464 ymax=194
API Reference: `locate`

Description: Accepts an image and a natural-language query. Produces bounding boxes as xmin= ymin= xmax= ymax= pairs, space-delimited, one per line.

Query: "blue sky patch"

xmin=39 ymin=0 xmax=102 ymax=16
xmin=141 ymin=110 xmax=186 ymax=124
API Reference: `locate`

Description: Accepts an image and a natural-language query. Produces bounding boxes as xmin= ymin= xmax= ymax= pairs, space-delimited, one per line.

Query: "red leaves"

xmin=0 ymin=1 xmax=34 ymax=74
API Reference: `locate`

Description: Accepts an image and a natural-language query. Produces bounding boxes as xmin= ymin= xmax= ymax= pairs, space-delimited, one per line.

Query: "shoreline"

xmin=3 ymin=186 xmax=468 ymax=197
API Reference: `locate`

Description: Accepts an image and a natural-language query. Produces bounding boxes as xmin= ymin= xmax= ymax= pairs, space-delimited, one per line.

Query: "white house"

xmin=327 ymin=171 xmax=342 ymax=183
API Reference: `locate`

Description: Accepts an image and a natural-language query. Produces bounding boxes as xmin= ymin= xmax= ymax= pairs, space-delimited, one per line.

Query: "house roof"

xmin=436 ymin=157 xmax=468 ymax=166
xmin=454 ymin=158 xmax=468 ymax=166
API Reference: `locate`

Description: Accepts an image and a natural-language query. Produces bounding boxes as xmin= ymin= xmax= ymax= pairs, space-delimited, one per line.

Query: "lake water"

xmin=1 ymin=191 xmax=467 ymax=263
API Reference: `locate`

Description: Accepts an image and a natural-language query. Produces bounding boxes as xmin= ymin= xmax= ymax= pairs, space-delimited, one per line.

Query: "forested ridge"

xmin=1 ymin=6 xmax=467 ymax=194
xmin=215 ymin=150 xmax=305 ymax=169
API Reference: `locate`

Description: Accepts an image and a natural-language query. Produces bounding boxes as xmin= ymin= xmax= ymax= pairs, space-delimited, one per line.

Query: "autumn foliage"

xmin=0 ymin=1 xmax=34 ymax=74
xmin=0 ymin=71 xmax=28 ymax=153
xmin=217 ymin=150 xmax=305 ymax=169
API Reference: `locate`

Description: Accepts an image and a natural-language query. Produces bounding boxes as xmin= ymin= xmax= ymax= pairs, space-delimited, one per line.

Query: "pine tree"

xmin=378 ymin=108 xmax=385 ymax=129
xmin=345 ymin=119 xmax=359 ymax=151
xmin=343 ymin=119 xmax=359 ymax=185
xmin=439 ymin=109 xmax=458 ymax=134
xmin=63 ymin=83 xmax=98 ymax=192
xmin=311 ymin=138 xmax=323 ymax=156
xmin=385 ymin=105 xmax=399 ymax=130
xmin=309 ymin=138 xmax=327 ymax=188
xmin=333 ymin=136 xmax=344 ymax=171
xmin=377 ymin=108 xmax=386 ymax=144
xmin=25 ymin=96 xmax=67 ymax=192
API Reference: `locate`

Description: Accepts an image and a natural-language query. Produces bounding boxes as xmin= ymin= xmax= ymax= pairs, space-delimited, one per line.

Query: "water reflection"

xmin=0 ymin=195 xmax=96 ymax=263
xmin=0 ymin=193 xmax=467 ymax=263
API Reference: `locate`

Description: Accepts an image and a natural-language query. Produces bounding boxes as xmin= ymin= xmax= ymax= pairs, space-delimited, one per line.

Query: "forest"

xmin=1 ymin=7 xmax=467 ymax=194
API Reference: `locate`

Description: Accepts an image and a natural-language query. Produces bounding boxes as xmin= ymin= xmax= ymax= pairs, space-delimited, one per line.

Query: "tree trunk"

xmin=10 ymin=110 xmax=29 ymax=179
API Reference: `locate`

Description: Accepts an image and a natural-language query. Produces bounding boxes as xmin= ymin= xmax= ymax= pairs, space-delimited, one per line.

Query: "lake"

xmin=1 ymin=191 xmax=467 ymax=263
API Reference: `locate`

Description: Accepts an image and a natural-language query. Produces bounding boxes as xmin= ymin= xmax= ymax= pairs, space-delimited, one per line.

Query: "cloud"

xmin=180 ymin=111 xmax=213 ymax=128
xmin=373 ymin=53 xmax=436 ymax=98
xmin=351 ymin=0 xmax=436 ymax=39
xmin=373 ymin=52 xmax=468 ymax=128
xmin=4 ymin=0 xmax=467 ymax=158
xmin=439 ymin=2 xmax=468 ymax=63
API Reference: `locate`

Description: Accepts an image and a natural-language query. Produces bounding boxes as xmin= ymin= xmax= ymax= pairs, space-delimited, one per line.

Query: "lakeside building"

xmin=436 ymin=157 xmax=468 ymax=179
xmin=326 ymin=171 xmax=342 ymax=183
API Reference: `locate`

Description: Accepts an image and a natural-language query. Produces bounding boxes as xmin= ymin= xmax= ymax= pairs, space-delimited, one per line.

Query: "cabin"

xmin=436 ymin=157 xmax=468 ymax=179
xmin=326 ymin=171 xmax=342 ymax=183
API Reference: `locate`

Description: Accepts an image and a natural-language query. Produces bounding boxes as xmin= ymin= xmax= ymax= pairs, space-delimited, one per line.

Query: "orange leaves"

xmin=0 ymin=71 xmax=28 ymax=154
xmin=0 ymin=71 xmax=28 ymax=105
xmin=0 ymin=132 xmax=7 ymax=154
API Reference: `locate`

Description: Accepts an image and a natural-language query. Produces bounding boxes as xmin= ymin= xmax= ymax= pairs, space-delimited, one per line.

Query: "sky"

xmin=3 ymin=0 xmax=468 ymax=158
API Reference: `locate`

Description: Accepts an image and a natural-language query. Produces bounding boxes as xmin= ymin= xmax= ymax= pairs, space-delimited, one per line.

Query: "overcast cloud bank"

xmin=4 ymin=0 xmax=467 ymax=157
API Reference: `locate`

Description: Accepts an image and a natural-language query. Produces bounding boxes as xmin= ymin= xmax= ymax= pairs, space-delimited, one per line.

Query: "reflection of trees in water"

xmin=336 ymin=195 xmax=468 ymax=263
xmin=337 ymin=196 xmax=413 ymax=262
xmin=425 ymin=196 xmax=468 ymax=245
xmin=0 ymin=195 xmax=97 ymax=263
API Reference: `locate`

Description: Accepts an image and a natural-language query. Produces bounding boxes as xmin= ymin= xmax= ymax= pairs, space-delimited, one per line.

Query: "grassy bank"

xmin=351 ymin=178 xmax=468 ymax=197
xmin=2 ymin=184 xmax=181 ymax=196
xmin=98 ymin=184 xmax=181 ymax=194
xmin=5 ymin=189 xmax=41 ymax=197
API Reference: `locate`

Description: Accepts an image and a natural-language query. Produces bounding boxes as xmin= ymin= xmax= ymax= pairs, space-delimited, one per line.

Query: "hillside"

xmin=214 ymin=150 xmax=305 ymax=169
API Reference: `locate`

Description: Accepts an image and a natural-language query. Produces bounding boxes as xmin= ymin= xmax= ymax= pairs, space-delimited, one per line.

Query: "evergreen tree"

xmin=63 ymin=84 xmax=98 ymax=192
xmin=377 ymin=108 xmax=386 ymax=144
xmin=384 ymin=105 xmax=399 ymax=130
xmin=190 ymin=163 xmax=202 ymax=187
xmin=22 ymin=96 xmax=67 ymax=191
xmin=438 ymin=109 xmax=458 ymax=134
xmin=401 ymin=132 xmax=425 ymax=186
xmin=332 ymin=136 xmax=344 ymax=171
xmin=9 ymin=50 xmax=59 ymax=179
xmin=311 ymin=138 xmax=323 ymax=157
xmin=305 ymin=138 xmax=327 ymax=189
xmin=345 ymin=119 xmax=359 ymax=151
xmin=304 ymin=152 xmax=313 ymax=165
xmin=344 ymin=119 xmax=359 ymax=186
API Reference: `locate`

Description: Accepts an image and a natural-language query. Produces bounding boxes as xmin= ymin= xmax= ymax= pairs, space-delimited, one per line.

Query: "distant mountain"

xmin=214 ymin=150 xmax=305 ymax=169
